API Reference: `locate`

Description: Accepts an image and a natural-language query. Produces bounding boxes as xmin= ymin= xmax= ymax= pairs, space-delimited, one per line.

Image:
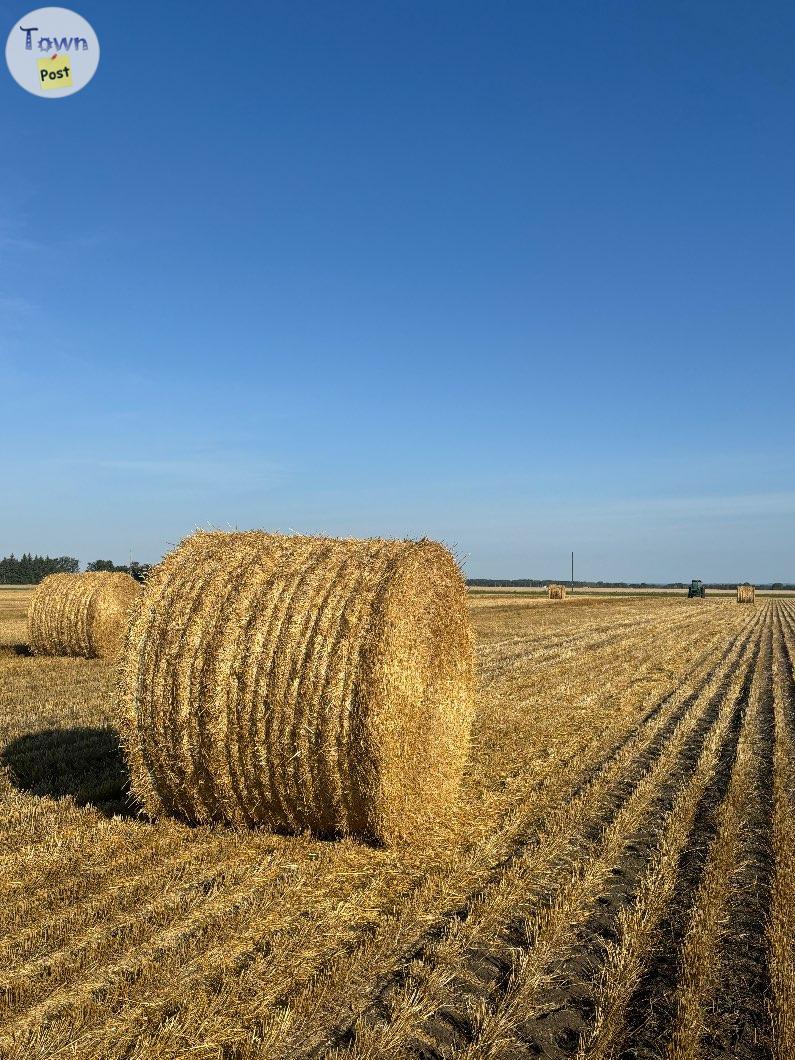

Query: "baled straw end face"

xmin=356 ymin=541 xmax=475 ymax=845
xmin=91 ymin=574 xmax=142 ymax=658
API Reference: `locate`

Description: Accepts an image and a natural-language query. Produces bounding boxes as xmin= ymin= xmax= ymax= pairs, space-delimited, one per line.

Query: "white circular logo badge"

xmin=6 ymin=7 xmax=99 ymax=97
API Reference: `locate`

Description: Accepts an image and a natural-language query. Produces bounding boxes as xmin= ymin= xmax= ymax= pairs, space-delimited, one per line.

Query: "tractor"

xmin=687 ymin=579 xmax=706 ymax=598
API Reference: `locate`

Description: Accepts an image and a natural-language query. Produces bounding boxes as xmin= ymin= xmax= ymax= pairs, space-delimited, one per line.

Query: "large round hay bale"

xmin=28 ymin=572 xmax=141 ymax=658
xmin=120 ymin=530 xmax=474 ymax=844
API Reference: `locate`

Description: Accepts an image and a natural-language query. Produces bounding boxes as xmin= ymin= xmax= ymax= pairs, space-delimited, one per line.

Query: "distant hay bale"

xmin=28 ymin=572 xmax=141 ymax=658
xmin=737 ymin=583 xmax=755 ymax=604
xmin=120 ymin=530 xmax=475 ymax=844
xmin=548 ymin=583 xmax=567 ymax=600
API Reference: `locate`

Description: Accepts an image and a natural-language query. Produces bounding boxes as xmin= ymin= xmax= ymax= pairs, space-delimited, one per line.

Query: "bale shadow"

xmin=0 ymin=644 xmax=32 ymax=658
xmin=2 ymin=727 xmax=138 ymax=818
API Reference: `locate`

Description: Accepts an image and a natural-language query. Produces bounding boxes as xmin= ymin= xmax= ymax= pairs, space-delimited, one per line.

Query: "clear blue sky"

xmin=2 ymin=1 xmax=793 ymax=581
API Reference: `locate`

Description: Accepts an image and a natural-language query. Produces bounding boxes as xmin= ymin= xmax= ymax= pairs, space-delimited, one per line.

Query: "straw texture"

xmin=548 ymin=583 xmax=567 ymax=600
xmin=120 ymin=530 xmax=475 ymax=844
xmin=28 ymin=572 xmax=141 ymax=658
xmin=737 ymin=583 xmax=755 ymax=604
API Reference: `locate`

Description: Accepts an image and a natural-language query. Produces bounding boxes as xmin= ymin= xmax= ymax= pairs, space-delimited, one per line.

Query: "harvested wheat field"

xmin=0 ymin=586 xmax=791 ymax=1059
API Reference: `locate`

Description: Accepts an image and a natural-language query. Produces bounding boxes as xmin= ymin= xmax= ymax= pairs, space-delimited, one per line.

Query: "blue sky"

xmin=2 ymin=1 xmax=794 ymax=581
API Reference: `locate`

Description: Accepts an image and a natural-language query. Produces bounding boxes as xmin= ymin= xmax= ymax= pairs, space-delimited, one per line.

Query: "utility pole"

xmin=571 ymin=551 xmax=574 ymax=595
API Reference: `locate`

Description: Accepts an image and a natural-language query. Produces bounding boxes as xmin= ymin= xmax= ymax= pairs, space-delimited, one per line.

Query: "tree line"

xmin=0 ymin=554 xmax=151 ymax=584
xmin=467 ymin=578 xmax=795 ymax=589
xmin=3 ymin=559 xmax=789 ymax=590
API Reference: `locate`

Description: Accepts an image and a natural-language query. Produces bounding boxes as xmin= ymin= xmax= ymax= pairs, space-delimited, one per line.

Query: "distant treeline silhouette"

xmin=0 ymin=555 xmax=151 ymax=584
xmin=3 ymin=559 xmax=789 ymax=590
xmin=468 ymin=578 xmax=795 ymax=590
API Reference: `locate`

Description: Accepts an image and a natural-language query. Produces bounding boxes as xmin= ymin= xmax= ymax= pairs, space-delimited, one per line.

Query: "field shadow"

xmin=2 ymin=727 xmax=138 ymax=818
xmin=0 ymin=644 xmax=32 ymax=658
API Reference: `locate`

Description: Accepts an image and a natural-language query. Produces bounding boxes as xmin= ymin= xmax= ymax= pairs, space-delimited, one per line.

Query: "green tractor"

xmin=688 ymin=578 xmax=706 ymax=598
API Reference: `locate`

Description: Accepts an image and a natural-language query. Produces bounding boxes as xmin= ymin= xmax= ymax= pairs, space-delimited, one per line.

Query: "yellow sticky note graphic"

xmin=37 ymin=55 xmax=73 ymax=91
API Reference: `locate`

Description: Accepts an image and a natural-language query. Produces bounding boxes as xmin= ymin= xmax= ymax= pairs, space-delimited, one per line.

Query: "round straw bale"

xmin=119 ymin=530 xmax=474 ymax=844
xmin=28 ymin=572 xmax=141 ymax=658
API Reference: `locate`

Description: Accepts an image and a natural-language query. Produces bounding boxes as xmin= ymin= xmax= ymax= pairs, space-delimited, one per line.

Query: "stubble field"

xmin=0 ymin=586 xmax=791 ymax=1059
